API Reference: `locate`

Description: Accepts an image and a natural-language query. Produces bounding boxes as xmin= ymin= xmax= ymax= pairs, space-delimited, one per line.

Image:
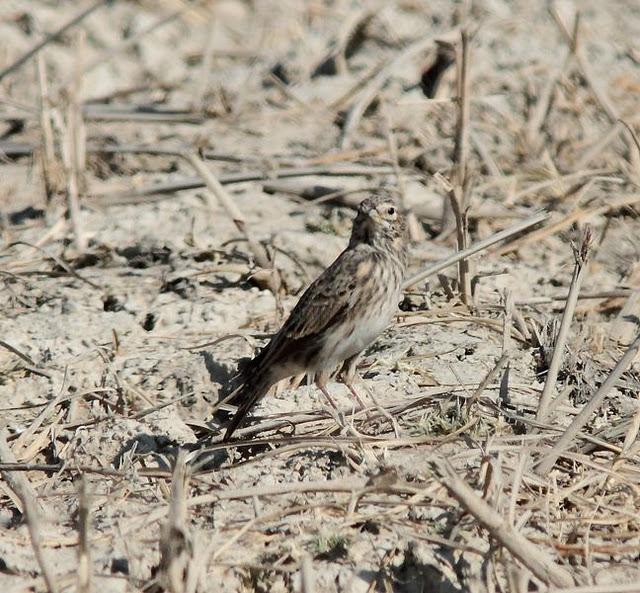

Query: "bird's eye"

xmin=387 ymin=207 xmax=396 ymax=215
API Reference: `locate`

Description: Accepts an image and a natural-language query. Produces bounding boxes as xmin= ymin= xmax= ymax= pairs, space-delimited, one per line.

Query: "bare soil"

xmin=1 ymin=1 xmax=640 ymax=592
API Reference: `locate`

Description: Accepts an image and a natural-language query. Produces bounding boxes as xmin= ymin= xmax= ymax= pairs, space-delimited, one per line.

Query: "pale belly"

xmin=314 ymin=286 xmax=400 ymax=371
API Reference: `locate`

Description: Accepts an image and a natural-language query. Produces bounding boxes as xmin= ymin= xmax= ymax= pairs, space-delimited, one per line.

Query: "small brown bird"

xmin=223 ymin=192 xmax=408 ymax=440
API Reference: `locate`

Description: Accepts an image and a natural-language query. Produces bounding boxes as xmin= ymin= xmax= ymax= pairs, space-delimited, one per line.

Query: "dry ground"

xmin=1 ymin=1 xmax=640 ymax=592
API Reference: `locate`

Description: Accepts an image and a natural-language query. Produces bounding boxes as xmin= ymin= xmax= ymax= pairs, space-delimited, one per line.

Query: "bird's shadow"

xmin=113 ymin=433 xmax=180 ymax=470
xmin=112 ymin=431 xmax=240 ymax=472
xmin=198 ymin=350 xmax=237 ymax=386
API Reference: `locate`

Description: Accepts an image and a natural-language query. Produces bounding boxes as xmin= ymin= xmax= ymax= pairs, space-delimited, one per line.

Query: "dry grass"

xmin=1 ymin=1 xmax=640 ymax=592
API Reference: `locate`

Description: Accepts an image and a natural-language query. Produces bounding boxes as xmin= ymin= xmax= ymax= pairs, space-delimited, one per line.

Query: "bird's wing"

xmin=247 ymin=245 xmax=374 ymax=374
xmin=280 ymin=245 xmax=372 ymax=340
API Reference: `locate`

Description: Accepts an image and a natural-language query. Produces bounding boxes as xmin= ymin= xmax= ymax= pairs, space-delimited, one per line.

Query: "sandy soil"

xmin=1 ymin=1 xmax=640 ymax=592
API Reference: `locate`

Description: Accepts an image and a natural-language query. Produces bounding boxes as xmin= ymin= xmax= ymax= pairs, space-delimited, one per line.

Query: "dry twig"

xmin=495 ymin=193 xmax=640 ymax=256
xmin=36 ymin=54 xmax=58 ymax=202
xmin=91 ymin=164 xmax=397 ymax=205
xmin=551 ymin=2 xmax=640 ymax=177
xmin=0 ymin=0 xmax=111 ymax=82
xmin=434 ymin=458 xmax=574 ymax=587
xmin=0 ymin=430 xmax=59 ymax=593
xmin=76 ymin=477 xmax=92 ymax=593
xmin=340 ymin=29 xmax=458 ymax=147
xmin=403 ymin=211 xmax=549 ymax=289
xmin=536 ymin=332 xmax=640 ymax=475
xmin=535 ymin=227 xmax=593 ymax=424
xmin=300 ymin=555 xmax=316 ymax=593
xmin=183 ymin=151 xmax=281 ymax=300
xmin=61 ymin=31 xmax=88 ymax=251
xmin=446 ymin=29 xmax=473 ymax=306
xmin=156 ymin=450 xmax=193 ymax=593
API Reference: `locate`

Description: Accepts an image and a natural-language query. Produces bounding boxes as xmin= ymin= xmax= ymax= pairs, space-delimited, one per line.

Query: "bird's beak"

xmin=367 ymin=206 xmax=381 ymax=223
xmin=358 ymin=199 xmax=381 ymax=227
xmin=360 ymin=200 xmax=374 ymax=214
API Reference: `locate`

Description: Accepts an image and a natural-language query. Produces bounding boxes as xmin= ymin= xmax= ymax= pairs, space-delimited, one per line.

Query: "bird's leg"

xmin=340 ymin=356 xmax=401 ymax=438
xmin=288 ymin=372 xmax=306 ymax=391
xmin=316 ymin=371 xmax=371 ymax=439
xmin=315 ymin=369 xmax=341 ymax=414
xmin=339 ymin=354 xmax=368 ymax=410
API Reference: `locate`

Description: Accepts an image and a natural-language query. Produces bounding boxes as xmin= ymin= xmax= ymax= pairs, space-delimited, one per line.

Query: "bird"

xmin=223 ymin=191 xmax=408 ymax=441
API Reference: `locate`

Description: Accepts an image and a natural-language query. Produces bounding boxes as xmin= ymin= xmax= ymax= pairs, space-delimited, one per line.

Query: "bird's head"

xmin=349 ymin=192 xmax=408 ymax=257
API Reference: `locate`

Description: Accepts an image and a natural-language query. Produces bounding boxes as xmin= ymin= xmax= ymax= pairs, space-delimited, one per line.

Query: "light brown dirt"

xmin=1 ymin=1 xmax=639 ymax=592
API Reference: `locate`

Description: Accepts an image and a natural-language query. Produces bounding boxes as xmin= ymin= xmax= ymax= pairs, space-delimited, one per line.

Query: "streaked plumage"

xmin=223 ymin=192 xmax=408 ymax=440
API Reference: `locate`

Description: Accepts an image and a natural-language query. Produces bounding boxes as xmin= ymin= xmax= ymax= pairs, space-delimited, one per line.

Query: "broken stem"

xmin=535 ymin=226 xmax=593 ymax=424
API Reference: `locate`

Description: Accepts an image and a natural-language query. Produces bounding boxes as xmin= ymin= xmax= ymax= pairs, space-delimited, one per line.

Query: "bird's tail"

xmin=223 ymin=371 xmax=274 ymax=441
